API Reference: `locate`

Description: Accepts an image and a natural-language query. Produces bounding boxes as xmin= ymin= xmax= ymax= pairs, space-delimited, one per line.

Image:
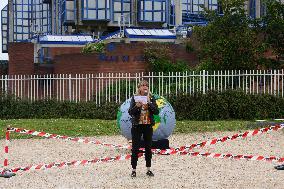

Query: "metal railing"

xmin=1 ymin=70 xmax=284 ymax=103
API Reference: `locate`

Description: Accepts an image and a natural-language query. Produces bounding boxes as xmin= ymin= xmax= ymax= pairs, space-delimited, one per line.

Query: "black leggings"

xmin=131 ymin=125 xmax=153 ymax=169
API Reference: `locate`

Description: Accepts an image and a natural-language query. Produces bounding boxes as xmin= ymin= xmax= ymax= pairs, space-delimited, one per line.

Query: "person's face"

xmin=139 ymin=83 xmax=149 ymax=95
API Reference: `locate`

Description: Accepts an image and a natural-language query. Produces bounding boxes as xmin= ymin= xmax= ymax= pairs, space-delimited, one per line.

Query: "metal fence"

xmin=1 ymin=70 xmax=284 ymax=103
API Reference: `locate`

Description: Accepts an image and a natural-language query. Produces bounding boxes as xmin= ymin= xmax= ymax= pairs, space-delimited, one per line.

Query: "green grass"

xmin=0 ymin=119 xmax=119 ymax=139
xmin=0 ymin=119 xmax=269 ymax=139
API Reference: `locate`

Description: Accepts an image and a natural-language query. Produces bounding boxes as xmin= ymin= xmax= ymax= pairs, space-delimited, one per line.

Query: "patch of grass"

xmin=0 ymin=119 xmax=279 ymax=139
xmin=0 ymin=119 xmax=119 ymax=139
xmin=174 ymin=120 xmax=254 ymax=133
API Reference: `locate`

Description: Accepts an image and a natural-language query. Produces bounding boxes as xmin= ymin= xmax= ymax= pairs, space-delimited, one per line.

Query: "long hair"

xmin=135 ymin=80 xmax=152 ymax=96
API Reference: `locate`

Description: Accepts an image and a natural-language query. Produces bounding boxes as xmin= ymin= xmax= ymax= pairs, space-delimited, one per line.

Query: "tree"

xmin=194 ymin=0 xmax=262 ymax=70
xmin=262 ymin=0 xmax=284 ymax=64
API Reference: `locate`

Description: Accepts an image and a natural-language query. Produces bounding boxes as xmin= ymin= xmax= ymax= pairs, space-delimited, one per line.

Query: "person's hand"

xmin=147 ymin=96 xmax=151 ymax=103
xmin=135 ymin=101 xmax=143 ymax=108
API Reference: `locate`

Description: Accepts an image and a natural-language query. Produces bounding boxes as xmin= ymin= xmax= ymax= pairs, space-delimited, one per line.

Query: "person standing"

xmin=128 ymin=80 xmax=159 ymax=177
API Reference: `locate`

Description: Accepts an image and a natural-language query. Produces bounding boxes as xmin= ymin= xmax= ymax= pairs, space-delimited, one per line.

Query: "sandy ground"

xmin=0 ymin=130 xmax=284 ymax=189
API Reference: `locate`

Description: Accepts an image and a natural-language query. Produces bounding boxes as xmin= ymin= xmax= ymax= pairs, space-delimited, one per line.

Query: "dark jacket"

xmin=128 ymin=95 xmax=159 ymax=127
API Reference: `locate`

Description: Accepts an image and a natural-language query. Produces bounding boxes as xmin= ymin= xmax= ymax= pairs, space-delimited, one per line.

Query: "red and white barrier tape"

xmin=155 ymin=124 xmax=284 ymax=155
xmin=1 ymin=150 xmax=283 ymax=174
xmin=7 ymin=127 xmax=130 ymax=150
xmin=179 ymin=150 xmax=284 ymax=162
xmin=7 ymin=124 xmax=284 ymax=155
xmin=4 ymin=131 xmax=9 ymax=167
xmin=0 ymin=153 xmax=143 ymax=173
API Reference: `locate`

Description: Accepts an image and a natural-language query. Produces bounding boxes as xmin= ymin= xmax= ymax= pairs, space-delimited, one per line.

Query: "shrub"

xmin=82 ymin=42 xmax=105 ymax=54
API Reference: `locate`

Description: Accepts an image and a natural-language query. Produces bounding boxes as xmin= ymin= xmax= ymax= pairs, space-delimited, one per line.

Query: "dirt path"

xmin=1 ymin=130 xmax=284 ymax=189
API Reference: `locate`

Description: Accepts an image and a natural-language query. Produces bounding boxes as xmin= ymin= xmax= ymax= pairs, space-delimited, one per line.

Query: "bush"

xmin=2 ymin=90 xmax=284 ymax=121
xmin=168 ymin=90 xmax=284 ymax=120
xmin=0 ymin=93 xmax=119 ymax=120
xmin=81 ymin=42 xmax=105 ymax=54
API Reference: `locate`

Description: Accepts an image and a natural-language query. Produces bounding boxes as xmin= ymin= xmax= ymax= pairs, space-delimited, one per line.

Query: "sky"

xmin=0 ymin=0 xmax=8 ymax=60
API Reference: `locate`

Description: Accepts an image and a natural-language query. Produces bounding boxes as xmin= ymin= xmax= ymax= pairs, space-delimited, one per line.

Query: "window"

xmin=113 ymin=0 xmax=131 ymax=23
xmin=1 ymin=5 xmax=8 ymax=52
xmin=139 ymin=0 xmax=167 ymax=22
xmin=208 ymin=0 xmax=218 ymax=11
xmin=12 ymin=0 xmax=51 ymax=42
xmin=82 ymin=0 xmax=110 ymax=20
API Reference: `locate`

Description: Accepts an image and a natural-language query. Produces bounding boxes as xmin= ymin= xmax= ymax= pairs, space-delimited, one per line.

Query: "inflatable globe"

xmin=117 ymin=94 xmax=176 ymax=141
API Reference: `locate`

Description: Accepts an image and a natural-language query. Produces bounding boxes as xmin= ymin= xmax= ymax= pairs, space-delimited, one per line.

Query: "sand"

xmin=0 ymin=130 xmax=284 ymax=189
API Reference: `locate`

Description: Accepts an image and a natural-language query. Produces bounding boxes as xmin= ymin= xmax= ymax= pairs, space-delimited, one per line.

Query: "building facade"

xmin=1 ymin=0 xmax=282 ymax=54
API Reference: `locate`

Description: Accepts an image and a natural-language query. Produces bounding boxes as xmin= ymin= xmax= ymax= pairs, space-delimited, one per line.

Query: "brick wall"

xmin=8 ymin=42 xmax=34 ymax=75
xmin=53 ymin=42 xmax=149 ymax=74
xmin=49 ymin=47 xmax=82 ymax=59
xmin=53 ymin=42 xmax=198 ymax=74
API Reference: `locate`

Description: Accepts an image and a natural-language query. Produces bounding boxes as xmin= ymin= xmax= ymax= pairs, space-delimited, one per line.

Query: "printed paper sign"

xmin=134 ymin=96 xmax=148 ymax=104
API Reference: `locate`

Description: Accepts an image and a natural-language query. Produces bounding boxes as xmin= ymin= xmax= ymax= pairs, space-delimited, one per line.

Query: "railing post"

xmin=274 ymin=69 xmax=277 ymax=96
xmin=69 ymin=74 xmax=72 ymax=101
xmin=203 ymin=70 xmax=206 ymax=94
xmin=4 ymin=75 xmax=8 ymax=93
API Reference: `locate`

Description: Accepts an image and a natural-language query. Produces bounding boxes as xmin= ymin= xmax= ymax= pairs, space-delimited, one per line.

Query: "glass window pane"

xmin=23 ymin=19 xmax=29 ymax=25
xmin=114 ymin=13 xmax=121 ymax=21
xmin=17 ymin=19 xmax=22 ymax=25
xmin=98 ymin=10 xmax=105 ymax=19
xmin=23 ymin=12 xmax=29 ymax=18
xmin=154 ymin=12 xmax=161 ymax=21
xmin=17 ymin=5 xmax=22 ymax=11
xmin=98 ymin=0 xmax=105 ymax=8
xmin=16 ymin=12 xmax=22 ymax=18
xmin=23 ymin=6 xmax=29 ymax=11
xmin=145 ymin=12 xmax=152 ymax=20
xmin=66 ymin=1 xmax=74 ymax=9
xmin=123 ymin=3 xmax=130 ymax=11
xmin=23 ymin=34 xmax=29 ymax=39
xmin=17 ymin=34 xmax=23 ymax=40
xmin=193 ymin=5 xmax=198 ymax=11
xmin=114 ymin=2 xmax=121 ymax=11
xmin=17 ymin=26 xmax=22 ymax=31
xmin=23 ymin=27 xmax=29 ymax=33
xmin=67 ymin=11 xmax=75 ymax=20
xmin=154 ymin=2 xmax=161 ymax=10
xmin=145 ymin=1 xmax=152 ymax=10
xmin=88 ymin=0 xmax=96 ymax=8
xmin=88 ymin=10 xmax=97 ymax=19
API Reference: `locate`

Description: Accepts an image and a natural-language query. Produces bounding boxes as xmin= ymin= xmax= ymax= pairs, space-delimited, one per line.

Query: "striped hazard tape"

xmin=156 ymin=124 xmax=284 ymax=155
xmin=7 ymin=124 xmax=284 ymax=155
xmin=1 ymin=150 xmax=283 ymax=174
xmin=0 ymin=153 xmax=143 ymax=173
xmin=179 ymin=151 xmax=284 ymax=162
xmin=7 ymin=127 xmax=131 ymax=150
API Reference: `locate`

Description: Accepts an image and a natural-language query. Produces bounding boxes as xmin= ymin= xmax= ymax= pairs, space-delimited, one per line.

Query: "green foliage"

xmin=167 ymin=90 xmax=284 ymax=120
xmin=144 ymin=42 xmax=171 ymax=61
xmin=0 ymin=93 xmax=119 ymax=120
xmin=81 ymin=42 xmax=105 ymax=54
xmin=194 ymin=0 xmax=261 ymax=70
xmin=262 ymin=0 xmax=284 ymax=63
xmin=185 ymin=42 xmax=195 ymax=53
xmin=2 ymin=90 xmax=284 ymax=121
xmin=144 ymin=42 xmax=190 ymax=72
